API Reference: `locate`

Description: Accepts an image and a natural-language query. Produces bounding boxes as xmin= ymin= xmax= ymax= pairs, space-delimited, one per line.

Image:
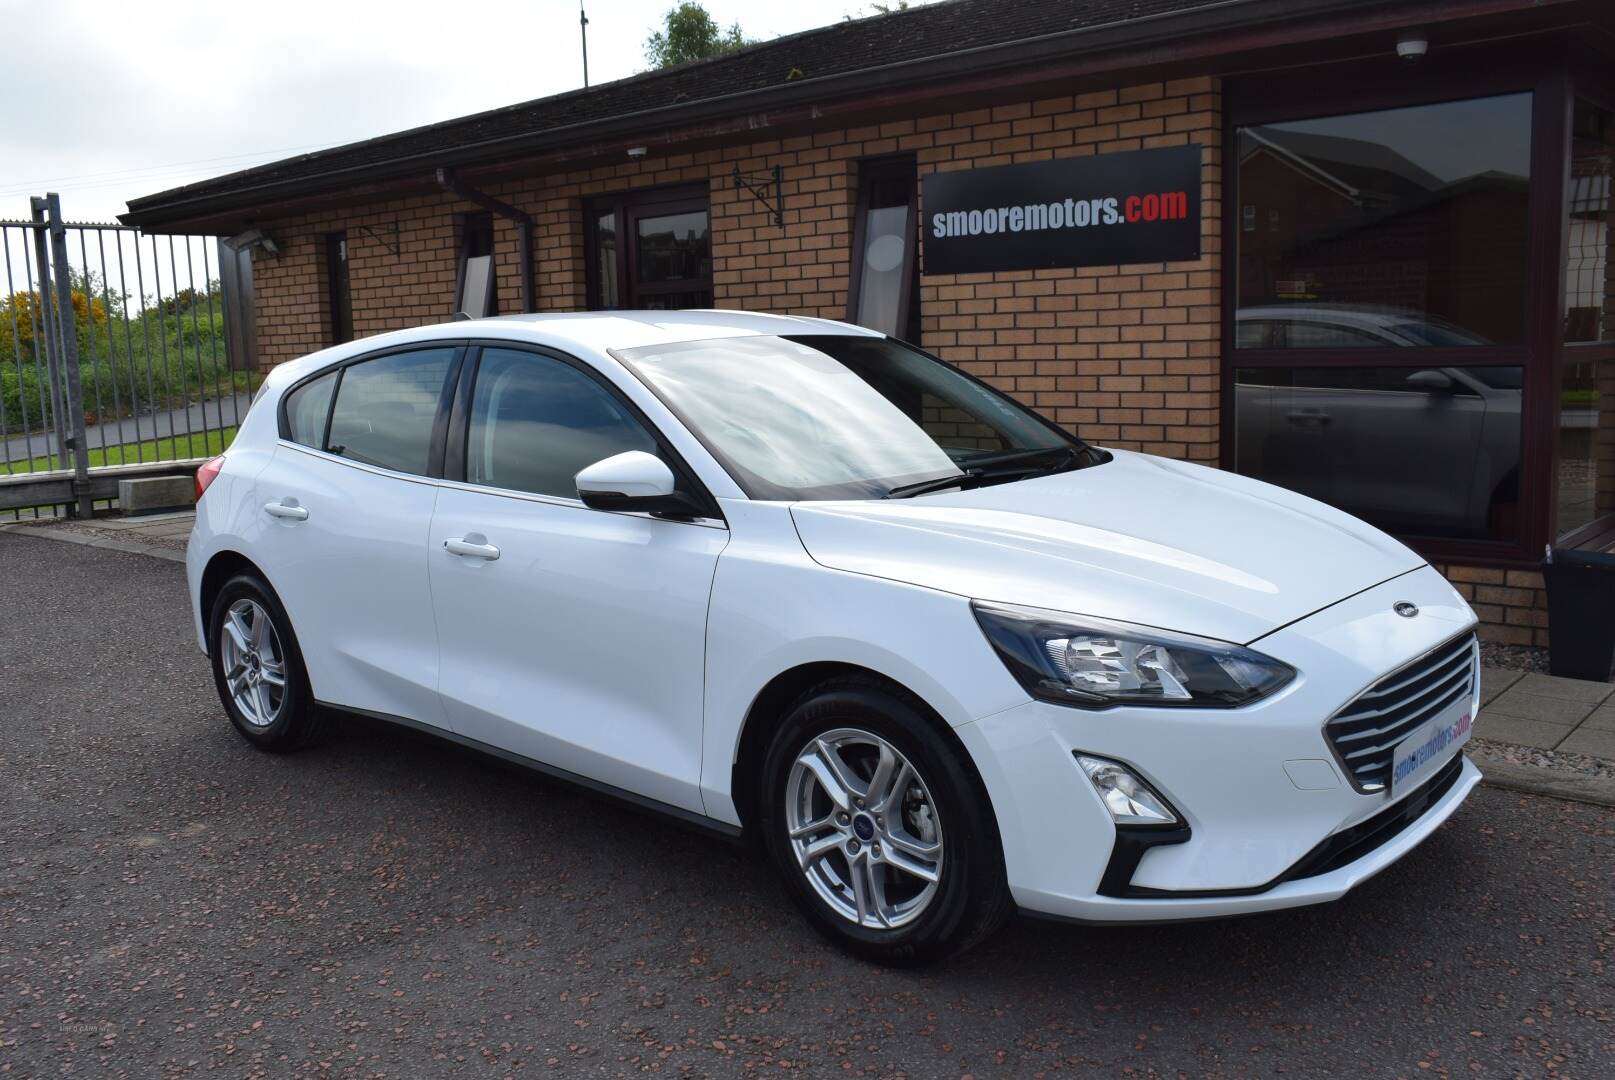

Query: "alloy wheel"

xmin=219 ymin=598 xmax=288 ymax=728
xmin=785 ymin=727 xmax=944 ymax=930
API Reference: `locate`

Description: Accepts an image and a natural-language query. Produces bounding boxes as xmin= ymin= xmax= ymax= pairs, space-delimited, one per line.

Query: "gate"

xmin=1 ymin=193 xmax=256 ymax=519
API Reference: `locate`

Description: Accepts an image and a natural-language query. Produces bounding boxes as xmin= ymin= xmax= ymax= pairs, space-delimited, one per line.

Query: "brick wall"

xmin=246 ymin=75 xmax=1544 ymax=645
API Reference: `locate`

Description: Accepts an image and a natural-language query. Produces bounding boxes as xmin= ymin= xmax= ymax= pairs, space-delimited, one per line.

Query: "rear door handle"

xmin=1285 ymin=410 xmax=1332 ymax=428
xmin=444 ymin=536 xmax=500 ymax=561
xmin=264 ymin=500 xmax=309 ymax=521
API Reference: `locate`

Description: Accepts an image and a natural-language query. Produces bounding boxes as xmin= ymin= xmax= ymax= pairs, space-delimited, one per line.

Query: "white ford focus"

xmin=188 ymin=310 xmax=1481 ymax=964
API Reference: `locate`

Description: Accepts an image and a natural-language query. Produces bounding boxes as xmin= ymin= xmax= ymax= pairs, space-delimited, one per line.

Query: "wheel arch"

xmin=199 ymin=549 xmax=274 ymax=647
xmin=728 ymin=661 xmax=995 ymax=841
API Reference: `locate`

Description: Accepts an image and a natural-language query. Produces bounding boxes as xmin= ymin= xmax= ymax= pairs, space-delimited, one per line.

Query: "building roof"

xmin=125 ymin=0 xmax=1390 ymax=228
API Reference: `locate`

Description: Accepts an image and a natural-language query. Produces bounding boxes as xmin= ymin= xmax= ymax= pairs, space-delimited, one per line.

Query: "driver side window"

xmin=466 ymin=347 xmax=665 ymax=499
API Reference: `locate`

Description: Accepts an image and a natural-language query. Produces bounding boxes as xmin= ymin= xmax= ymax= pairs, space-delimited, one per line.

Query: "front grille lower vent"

xmin=1325 ymin=632 xmax=1478 ymax=793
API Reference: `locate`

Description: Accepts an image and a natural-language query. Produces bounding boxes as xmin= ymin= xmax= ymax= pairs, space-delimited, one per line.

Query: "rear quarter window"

xmin=282 ymin=371 xmax=337 ymax=448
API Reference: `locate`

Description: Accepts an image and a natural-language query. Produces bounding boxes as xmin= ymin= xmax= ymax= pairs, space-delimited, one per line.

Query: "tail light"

xmin=195 ymin=455 xmax=225 ymax=501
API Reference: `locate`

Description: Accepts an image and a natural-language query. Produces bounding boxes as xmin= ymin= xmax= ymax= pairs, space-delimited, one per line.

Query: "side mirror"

xmin=1404 ymin=369 xmax=1454 ymax=394
xmin=575 ymin=451 xmax=703 ymax=517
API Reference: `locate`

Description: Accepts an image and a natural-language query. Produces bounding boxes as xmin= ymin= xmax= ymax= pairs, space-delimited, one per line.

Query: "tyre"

xmin=758 ymin=678 xmax=1012 ymax=965
xmin=208 ymin=573 xmax=327 ymax=752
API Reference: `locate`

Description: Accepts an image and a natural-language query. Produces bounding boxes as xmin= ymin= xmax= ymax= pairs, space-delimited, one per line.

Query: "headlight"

xmin=972 ymin=601 xmax=1295 ymax=708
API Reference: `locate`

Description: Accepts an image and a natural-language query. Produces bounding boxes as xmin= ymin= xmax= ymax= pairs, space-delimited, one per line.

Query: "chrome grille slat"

xmin=1324 ymin=632 xmax=1478 ymax=792
xmin=1336 ymin=637 xmax=1474 ymax=712
xmin=1331 ymin=666 xmax=1473 ymax=740
xmin=1338 ymin=683 xmax=1471 ymax=760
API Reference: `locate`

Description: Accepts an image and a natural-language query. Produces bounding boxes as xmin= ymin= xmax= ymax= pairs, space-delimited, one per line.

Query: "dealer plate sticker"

xmin=1390 ymin=708 xmax=1472 ymax=796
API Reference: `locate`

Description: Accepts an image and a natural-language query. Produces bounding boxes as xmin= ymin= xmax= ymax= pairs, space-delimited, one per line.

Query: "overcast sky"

xmin=0 ymin=0 xmax=929 ymax=224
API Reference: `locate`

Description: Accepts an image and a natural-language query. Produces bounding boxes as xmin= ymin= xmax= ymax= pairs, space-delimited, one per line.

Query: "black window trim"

xmin=442 ymin=338 xmax=726 ymax=523
xmin=275 ymin=340 xmax=468 ymax=481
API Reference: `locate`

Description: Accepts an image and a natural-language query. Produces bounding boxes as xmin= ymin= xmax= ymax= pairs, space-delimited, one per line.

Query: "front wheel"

xmin=758 ymin=679 xmax=1011 ymax=965
xmin=208 ymin=574 xmax=326 ymax=751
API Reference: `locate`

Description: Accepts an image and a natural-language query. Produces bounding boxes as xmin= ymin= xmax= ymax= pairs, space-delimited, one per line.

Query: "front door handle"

xmin=264 ymin=500 xmax=309 ymax=521
xmin=444 ymin=536 xmax=500 ymax=561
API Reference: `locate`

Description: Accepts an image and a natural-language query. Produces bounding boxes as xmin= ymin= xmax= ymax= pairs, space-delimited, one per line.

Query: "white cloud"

xmin=0 ymin=0 xmax=925 ymax=222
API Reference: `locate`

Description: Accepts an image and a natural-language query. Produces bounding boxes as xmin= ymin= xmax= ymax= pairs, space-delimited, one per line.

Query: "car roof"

xmin=262 ymin=309 xmax=883 ymax=387
xmin=470 ymin=309 xmax=880 ymax=352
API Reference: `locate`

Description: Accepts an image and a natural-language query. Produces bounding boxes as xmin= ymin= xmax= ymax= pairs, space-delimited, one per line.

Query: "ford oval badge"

xmin=1394 ymin=601 xmax=1419 ymax=618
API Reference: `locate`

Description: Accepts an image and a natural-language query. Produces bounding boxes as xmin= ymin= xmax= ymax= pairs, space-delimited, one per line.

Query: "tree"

xmin=644 ymin=3 xmax=750 ymax=69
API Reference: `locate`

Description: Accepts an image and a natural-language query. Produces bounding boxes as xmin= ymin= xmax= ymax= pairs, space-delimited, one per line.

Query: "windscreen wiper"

xmin=883 ymin=445 xmax=1084 ymax=499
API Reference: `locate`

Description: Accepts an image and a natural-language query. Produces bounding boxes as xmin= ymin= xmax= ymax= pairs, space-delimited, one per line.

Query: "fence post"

xmin=42 ymin=193 xmax=93 ymax=517
xmin=28 ymin=198 xmax=73 ymax=479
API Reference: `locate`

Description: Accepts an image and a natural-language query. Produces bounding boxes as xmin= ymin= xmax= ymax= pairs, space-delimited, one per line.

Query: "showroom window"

xmin=1229 ymin=91 xmax=1536 ymax=548
xmin=1557 ymin=97 xmax=1615 ymax=545
xmin=585 ymin=186 xmax=711 ymax=310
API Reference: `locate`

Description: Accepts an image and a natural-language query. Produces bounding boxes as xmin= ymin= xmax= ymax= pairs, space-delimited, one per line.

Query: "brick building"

xmin=124 ymin=0 xmax=1615 ymax=646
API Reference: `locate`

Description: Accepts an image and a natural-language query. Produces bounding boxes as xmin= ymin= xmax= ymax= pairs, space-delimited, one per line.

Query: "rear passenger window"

xmin=283 ymin=370 xmax=336 ymax=448
xmin=326 ymin=348 xmax=457 ymax=475
xmin=467 ymin=347 xmax=663 ymax=499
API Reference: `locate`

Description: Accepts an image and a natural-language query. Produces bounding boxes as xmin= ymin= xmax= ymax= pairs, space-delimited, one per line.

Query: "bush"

xmin=0 ymin=281 xmax=253 ymax=434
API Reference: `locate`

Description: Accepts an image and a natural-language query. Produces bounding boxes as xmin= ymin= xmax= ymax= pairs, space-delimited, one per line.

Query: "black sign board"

xmin=919 ymin=146 xmax=1202 ymax=275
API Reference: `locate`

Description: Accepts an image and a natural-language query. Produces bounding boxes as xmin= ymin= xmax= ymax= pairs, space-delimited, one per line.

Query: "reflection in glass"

xmin=467 ymin=348 xmax=662 ymax=498
xmin=1566 ymin=100 xmax=1614 ymax=343
xmin=1557 ymin=356 xmax=1614 ymax=541
xmin=593 ymin=210 xmax=619 ymax=309
xmin=617 ymin=335 xmax=1077 ymax=501
xmin=636 ymin=210 xmax=710 ymax=283
xmin=1234 ymin=366 xmax=1523 ymax=541
xmin=1236 ymin=94 xmax=1532 ymax=346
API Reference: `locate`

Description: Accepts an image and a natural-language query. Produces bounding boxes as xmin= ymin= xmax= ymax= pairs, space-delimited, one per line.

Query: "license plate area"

xmin=1390 ymin=703 xmax=1473 ymax=798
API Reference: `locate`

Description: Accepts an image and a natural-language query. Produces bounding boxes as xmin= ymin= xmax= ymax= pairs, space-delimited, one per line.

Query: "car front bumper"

xmin=957 ymin=564 xmax=1483 ymax=922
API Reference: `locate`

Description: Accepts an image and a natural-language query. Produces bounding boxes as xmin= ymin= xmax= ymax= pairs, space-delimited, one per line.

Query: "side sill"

xmin=317 ymin=701 xmax=745 ymax=843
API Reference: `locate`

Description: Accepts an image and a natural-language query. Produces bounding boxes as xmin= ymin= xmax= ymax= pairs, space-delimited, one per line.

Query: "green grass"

xmin=3 ymin=426 xmax=235 ymax=475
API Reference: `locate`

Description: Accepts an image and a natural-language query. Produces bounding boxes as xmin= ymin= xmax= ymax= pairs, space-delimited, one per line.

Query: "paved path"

xmin=1479 ymin=667 xmax=1615 ymax=758
xmin=0 ymin=391 xmax=251 ymax=466
xmin=1 ymin=530 xmax=1612 ymax=1078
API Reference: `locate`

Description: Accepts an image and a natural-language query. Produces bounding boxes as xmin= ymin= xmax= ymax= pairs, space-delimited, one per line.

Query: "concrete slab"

xmin=1472 ymin=711 xmax=1574 ymax=750
xmin=1479 ymin=666 xmax=1524 ymax=707
xmin=1511 ymin=672 xmax=1615 ymax=705
xmin=1581 ymin=704 xmax=1615 ymax=733
xmin=117 ymin=476 xmax=195 ymax=516
xmin=1558 ymin=727 xmax=1615 ymax=759
xmin=1483 ymin=689 xmax=1600 ymax=727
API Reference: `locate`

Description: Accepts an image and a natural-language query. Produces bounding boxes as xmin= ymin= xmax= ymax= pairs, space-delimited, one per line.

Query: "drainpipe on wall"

xmin=435 ymin=168 xmax=535 ymax=314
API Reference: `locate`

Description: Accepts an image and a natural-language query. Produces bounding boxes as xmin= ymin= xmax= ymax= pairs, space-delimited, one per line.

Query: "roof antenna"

xmin=580 ymin=1 xmax=590 ymax=89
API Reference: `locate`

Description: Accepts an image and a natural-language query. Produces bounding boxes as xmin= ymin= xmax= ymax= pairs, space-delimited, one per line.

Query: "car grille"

xmin=1325 ymin=631 xmax=1479 ymax=793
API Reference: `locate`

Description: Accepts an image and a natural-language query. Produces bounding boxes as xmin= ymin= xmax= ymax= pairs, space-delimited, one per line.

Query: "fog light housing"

xmin=1076 ymin=754 xmax=1179 ymax=826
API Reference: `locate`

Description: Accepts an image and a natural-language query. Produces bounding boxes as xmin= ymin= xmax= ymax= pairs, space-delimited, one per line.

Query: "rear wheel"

xmin=208 ymin=574 xmax=326 ymax=751
xmin=758 ymin=679 xmax=1011 ymax=965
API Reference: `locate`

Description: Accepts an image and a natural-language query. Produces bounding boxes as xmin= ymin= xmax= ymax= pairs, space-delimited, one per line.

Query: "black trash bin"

xmin=1542 ymin=547 xmax=1615 ymax=682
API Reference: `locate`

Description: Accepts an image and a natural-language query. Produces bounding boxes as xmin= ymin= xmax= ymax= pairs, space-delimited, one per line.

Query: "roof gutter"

xmin=122 ymin=0 xmax=1575 ymax=228
xmin=435 ymin=168 xmax=534 ymax=314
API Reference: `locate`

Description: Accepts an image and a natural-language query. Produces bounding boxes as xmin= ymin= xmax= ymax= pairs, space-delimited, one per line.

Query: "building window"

xmin=849 ymin=156 xmax=919 ymax=341
xmin=1557 ymin=98 xmax=1615 ymax=545
xmin=326 ymin=232 xmax=352 ymax=345
xmin=1230 ymin=91 xmax=1536 ymax=548
xmin=585 ymin=186 xmax=711 ymax=310
xmin=1236 ymin=93 xmax=1533 ymax=346
xmin=1234 ymin=366 xmax=1523 ymax=542
xmin=457 ymin=212 xmax=497 ymax=319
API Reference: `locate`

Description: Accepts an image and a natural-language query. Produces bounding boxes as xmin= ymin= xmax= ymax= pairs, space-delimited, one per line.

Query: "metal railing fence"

xmin=1 ymin=193 xmax=255 ymax=519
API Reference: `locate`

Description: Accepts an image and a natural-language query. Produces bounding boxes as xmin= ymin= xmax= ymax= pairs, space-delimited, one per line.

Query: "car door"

xmin=428 ymin=344 xmax=728 ymax=814
xmin=253 ymin=343 xmax=463 ymax=728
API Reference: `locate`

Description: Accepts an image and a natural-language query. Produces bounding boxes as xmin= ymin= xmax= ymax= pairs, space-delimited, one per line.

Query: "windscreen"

xmin=613 ymin=334 xmax=1081 ymax=500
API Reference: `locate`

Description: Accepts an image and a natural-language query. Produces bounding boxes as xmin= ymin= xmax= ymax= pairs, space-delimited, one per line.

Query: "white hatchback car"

xmin=189 ymin=310 xmax=1482 ymax=964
